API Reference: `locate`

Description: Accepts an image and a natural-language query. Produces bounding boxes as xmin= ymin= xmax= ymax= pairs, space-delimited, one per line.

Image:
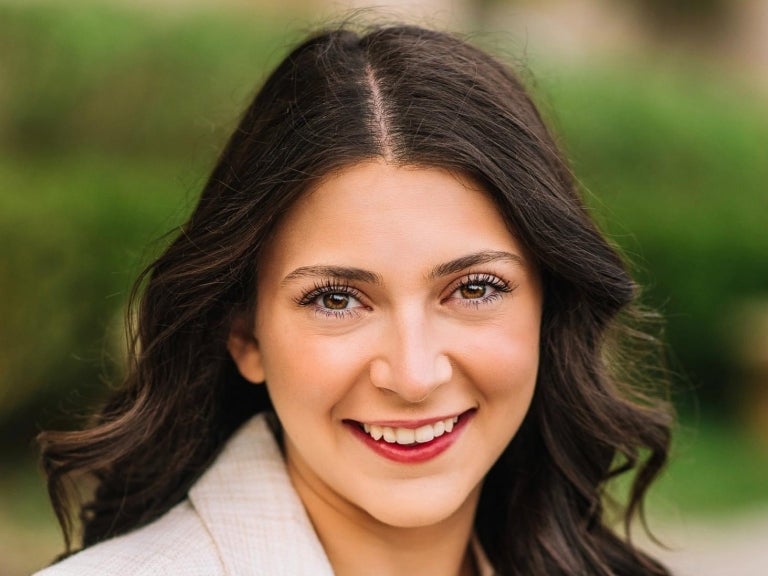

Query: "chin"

xmin=361 ymin=483 xmax=479 ymax=530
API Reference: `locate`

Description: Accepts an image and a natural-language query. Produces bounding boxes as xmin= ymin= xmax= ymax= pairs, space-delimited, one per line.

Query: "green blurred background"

xmin=2 ymin=1 xmax=767 ymax=574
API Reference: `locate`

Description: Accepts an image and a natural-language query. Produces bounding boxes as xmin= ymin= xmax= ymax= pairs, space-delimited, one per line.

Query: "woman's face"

xmin=229 ymin=160 xmax=542 ymax=531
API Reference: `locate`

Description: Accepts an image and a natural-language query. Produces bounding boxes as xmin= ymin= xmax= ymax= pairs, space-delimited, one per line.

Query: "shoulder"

xmin=35 ymin=414 xmax=333 ymax=576
xmin=33 ymin=500 xmax=223 ymax=576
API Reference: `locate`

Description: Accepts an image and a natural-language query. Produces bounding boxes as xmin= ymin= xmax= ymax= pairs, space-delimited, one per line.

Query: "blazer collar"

xmin=188 ymin=413 xmax=334 ymax=576
xmin=189 ymin=412 xmax=496 ymax=576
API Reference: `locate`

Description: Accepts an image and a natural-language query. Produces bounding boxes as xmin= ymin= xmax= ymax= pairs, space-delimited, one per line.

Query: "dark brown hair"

xmin=40 ymin=23 xmax=673 ymax=575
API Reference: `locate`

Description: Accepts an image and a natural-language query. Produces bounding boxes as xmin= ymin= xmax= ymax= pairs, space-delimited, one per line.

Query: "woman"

xmin=37 ymin=23 xmax=673 ymax=575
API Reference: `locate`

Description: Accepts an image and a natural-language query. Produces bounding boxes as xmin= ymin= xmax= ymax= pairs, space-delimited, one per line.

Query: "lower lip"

xmin=346 ymin=412 xmax=473 ymax=464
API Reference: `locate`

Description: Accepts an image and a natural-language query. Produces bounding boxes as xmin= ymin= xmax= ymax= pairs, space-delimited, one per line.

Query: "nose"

xmin=369 ymin=310 xmax=453 ymax=403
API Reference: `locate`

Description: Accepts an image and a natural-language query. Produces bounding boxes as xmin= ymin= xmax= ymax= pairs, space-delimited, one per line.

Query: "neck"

xmin=291 ymin=468 xmax=480 ymax=576
xmin=312 ymin=497 xmax=478 ymax=576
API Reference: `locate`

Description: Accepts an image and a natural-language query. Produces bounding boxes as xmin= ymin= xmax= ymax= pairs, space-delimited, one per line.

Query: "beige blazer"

xmin=35 ymin=413 xmax=494 ymax=575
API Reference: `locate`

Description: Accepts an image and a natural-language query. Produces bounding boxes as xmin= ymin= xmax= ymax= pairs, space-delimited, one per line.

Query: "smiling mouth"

xmin=356 ymin=415 xmax=462 ymax=446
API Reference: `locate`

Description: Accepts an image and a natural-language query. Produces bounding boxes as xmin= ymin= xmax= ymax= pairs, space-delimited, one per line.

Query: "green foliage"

xmin=0 ymin=2 xmax=297 ymax=157
xmin=0 ymin=155 xmax=192 ymax=424
xmin=605 ymin=417 xmax=768 ymax=518
xmin=539 ymin=65 xmax=768 ymax=410
xmin=0 ymin=2 xmax=297 ymax=443
xmin=653 ymin=419 xmax=768 ymax=514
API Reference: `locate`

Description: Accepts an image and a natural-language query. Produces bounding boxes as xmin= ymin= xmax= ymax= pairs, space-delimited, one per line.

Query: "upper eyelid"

xmin=448 ymin=271 xmax=511 ymax=288
xmin=295 ymin=279 xmax=365 ymax=306
xmin=307 ymin=278 xmax=356 ymax=293
xmin=459 ymin=271 xmax=504 ymax=281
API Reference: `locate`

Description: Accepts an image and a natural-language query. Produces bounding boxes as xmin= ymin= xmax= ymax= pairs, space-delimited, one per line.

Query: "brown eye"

xmin=459 ymin=283 xmax=487 ymax=299
xmin=322 ymin=293 xmax=350 ymax=309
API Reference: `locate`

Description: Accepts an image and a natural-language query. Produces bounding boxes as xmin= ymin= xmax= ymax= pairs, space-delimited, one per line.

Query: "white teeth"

xmin=361 ymin=415 xmax=461 ymax=445
xmin=382 ymin=427 xmax=396 ymax=443
xmin=395 ymin=428 xmax=415 ymax=445
xmin=414 ymin=424 xmax=435 ymax=443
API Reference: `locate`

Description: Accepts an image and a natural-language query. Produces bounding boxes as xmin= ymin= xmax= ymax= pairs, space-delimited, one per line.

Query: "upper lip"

xmin=347 ymin=409 xmax=470 ymax=429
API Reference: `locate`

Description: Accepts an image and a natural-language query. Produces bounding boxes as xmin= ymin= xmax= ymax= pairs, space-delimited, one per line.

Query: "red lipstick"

xmin=346 ymin=410 xmax=473 ymax=464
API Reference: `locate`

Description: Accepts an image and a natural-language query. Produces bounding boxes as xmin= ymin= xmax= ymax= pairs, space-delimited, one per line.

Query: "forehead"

xmin=259 ymin=161 xmax=528 ymax=276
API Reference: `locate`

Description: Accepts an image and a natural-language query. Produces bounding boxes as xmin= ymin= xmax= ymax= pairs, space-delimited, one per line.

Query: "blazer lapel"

xmin=188 ymin=414 xmax=335 ymax=576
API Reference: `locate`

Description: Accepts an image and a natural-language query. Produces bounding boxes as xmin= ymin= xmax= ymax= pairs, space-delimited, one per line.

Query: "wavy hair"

xmin=40 ymin=23 xmax=673 ymax=575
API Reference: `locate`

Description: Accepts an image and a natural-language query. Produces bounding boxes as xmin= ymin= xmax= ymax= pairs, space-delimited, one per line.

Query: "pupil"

xmin=461 ymin=284 xmax=486 ymax=299
xmin=323 ymin=293 xmax=349 ymax=309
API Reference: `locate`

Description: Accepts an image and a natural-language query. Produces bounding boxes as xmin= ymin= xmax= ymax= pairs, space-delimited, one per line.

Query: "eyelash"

xmin=446 ymin=273 xmax=515 ymax=307
xmin=295 ymin=273 xmax=516 ymax=318
xmin=295 ymin=280 xmax=366 ymax=319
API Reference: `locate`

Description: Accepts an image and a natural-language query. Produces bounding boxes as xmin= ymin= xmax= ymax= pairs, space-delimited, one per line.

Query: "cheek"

xmin=470 ymin=329 xmax=540 ymax=453
xmin=259 ymin=327 xmax=371 ymax=407
xmin=477 ymin=344 xmax=539 ymax=402
xmin=461 ymin=313 xmax=541 ymax=394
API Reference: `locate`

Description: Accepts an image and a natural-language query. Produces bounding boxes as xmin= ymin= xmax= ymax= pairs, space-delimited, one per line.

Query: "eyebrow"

xmin=281 ymin=250 xmax=524 ymax=286
xmin=428 ymin=250 xmax=524 ymax=279
xmin=281 ymin=265 xmax=383 ymax=286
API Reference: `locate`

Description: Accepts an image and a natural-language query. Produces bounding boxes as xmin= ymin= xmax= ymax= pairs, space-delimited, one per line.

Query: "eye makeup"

xmin=294 ymin=279 xmax=368 ymax=319
xmin=293 ymin=269 xmax=518 ymax=319
xmin=444 ymin=272 xmax=516 ymax=307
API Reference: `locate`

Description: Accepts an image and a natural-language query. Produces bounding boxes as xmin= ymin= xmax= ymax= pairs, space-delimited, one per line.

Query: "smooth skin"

xmin=228 ymin=160 xmax=543 ymax=576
